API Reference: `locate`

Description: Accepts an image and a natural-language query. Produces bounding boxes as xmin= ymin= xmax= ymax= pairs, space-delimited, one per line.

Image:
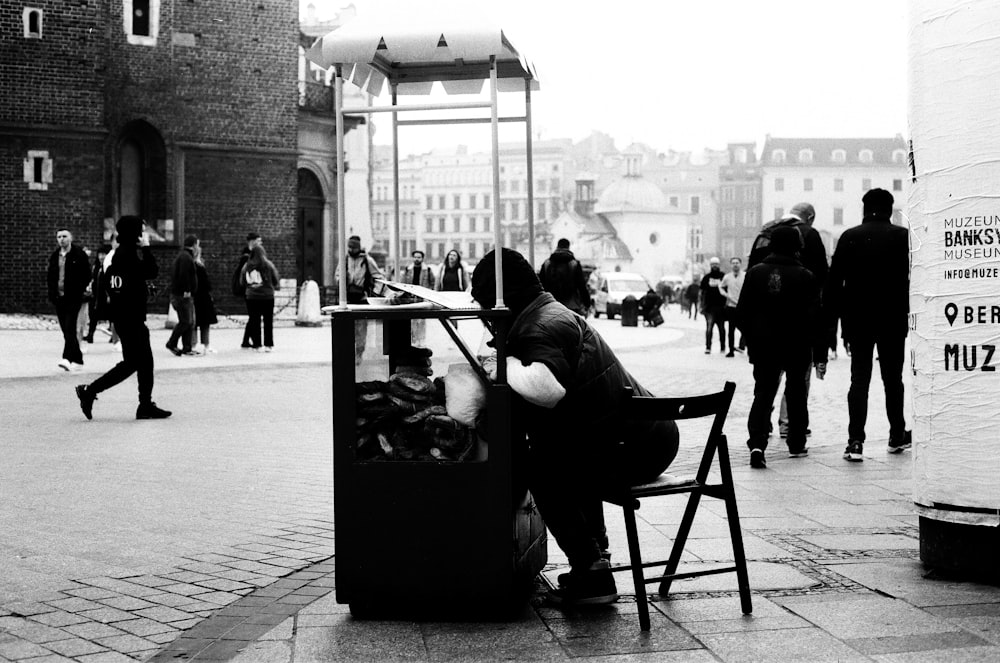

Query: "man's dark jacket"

xmin=736 ymin=253 xmax=827 ymax=365
xmin=170 ymin=247 xmax=198 ymax=296
xmin=748 ymin=218 xmax=829 ymax=289
xmin=47 ymin=245 xmax=91 ymax=303
xmin=107 ymin=244 xmax=158 ymax=323
xmin=825 ymin=214 xmax=909 ymax=341
xmin=538 ymin=248 xmax=591 ymax=315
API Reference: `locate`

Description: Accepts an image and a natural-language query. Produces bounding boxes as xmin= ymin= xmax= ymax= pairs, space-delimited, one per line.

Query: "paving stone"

xmin=779 ymin=594 xmax=959 ymax=638
xmin=0 ymin=638 xmax=51 ymax=660
xmin=61 ymin=623 xmax=127 ymax=641
xmin=96 ymin=596 xmax=156 ymax=611
xmin=43 ymin=598 xmax=104 ymax=614
xmin=871 ymin=645 xmax=1000 ymax=662
xmin=75 ymin=608 xmax=134 ymax=625
xmin=801 ymin=533 xmax=918 ymax=551
xmin=193 ymin=579 xmax=252 ymax=593
xmin=846 ymin=630 xmax=990 ymax=655
xmin=190 ymin=591 xmax=241 ymax=606
xmin=131 ymin=606 xmax=192 ymax=623
xmin=186 ymin=639 xmax=248 ymax=660
xmin=291 ymin=621 xmax=427 ymax=662
xmin=40 ymin=638 xmax=106 ymax=658
xmin=140 ymin=592 xmax=192 ymax=609
xmin=822 ymin=560 xmax=1000 ymax=607
xmin=156 ymin=583 xmax=204 ymax=597
xmin=92 ymin=634 xmax=157 ymax=655
xmin=109 ymin=618 xmax=174 ymax=637
xmin=1 ymin=604 xmax=52 ymax=618
xmin=61 ymin=589 xmax=116 ymax=601
xmin=697 ymin=627 xmax=869 ymax=662
xmin=75 ymin=651 xmax=135 ymax=663
xmin=27 ymin=612 xmax=88 ymax=628
xmin=545 ymin=610 xmax=699 ymax=657
xmin=17 ymin=654 xmax=75 ymax=662
xmin=227 ymin=640 xmax=292 ymax=663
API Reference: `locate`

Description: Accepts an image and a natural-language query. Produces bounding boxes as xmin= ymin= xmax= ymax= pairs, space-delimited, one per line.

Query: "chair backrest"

xmin=623 ymin=382 xmax=737 ymax=469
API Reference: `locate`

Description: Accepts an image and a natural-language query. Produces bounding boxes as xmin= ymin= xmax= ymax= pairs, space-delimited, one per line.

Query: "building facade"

xmin=760 ymin=136 xmax=910 ymax=253
xmin=718 ymin=142 xmax=763 ymax=263
xmin=2 ymin=0 xmax=300 ymax=312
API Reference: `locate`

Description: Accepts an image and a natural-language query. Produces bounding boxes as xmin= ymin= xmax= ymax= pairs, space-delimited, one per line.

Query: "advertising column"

xmin=910 ymin=0 xmax=1000 ymax=575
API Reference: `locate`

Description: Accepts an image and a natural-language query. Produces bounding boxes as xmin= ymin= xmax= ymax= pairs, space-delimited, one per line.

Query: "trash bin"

xmin=621 ymin=295 xmax=639 ymax=327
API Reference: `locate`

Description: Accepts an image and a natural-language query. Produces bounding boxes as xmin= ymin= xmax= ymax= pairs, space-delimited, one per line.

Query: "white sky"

xmin=303 ymin=0 xmax=909 ymax=156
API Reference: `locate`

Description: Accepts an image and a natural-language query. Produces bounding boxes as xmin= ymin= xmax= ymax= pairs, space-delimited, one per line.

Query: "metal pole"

xmin=341 ymin=100 xmax=493 ymax=114
xmin=392 ymin=83 xmax=401 ymax=281
xmin=335 ymin=65 xmax=348 ymax=310
xmin=525 ymin=79 xmax=535 ymax=268
xmin=490 ymin=57 xmax=504 ymax=309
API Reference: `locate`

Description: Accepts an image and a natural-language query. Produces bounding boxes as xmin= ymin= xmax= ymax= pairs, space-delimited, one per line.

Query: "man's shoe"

xmin=165 ymin=344 xmax=183 ymax=357
xmin=726 ymin=351 xmax=735 ymax=357
xmin=136 ymin=402 xmax=172 ymax=420
xmin=547 ymin=560 xmax=618 ymax=606
xmin=843 ymin=440 xmax=864 ymax=462
xmin=58 ymin=359 xmax=71 ymax=371
xmin=778 ymin=426 xmax=788 ymax=439
xmin=558 ymin=551 xmax=612 ymax=588
xmin=704 ymin=348 xmax=711 ymax=355
xmin=750 ymin=448 xmax=766 ymax=468
xmin=888 ymin=430 xmax=912 ymax=454
xmin=735 ymin=347 xmax=745 ymax=354
xmin=788 ymin=444 xmax=808 ymax=458
xmin=75 ymin=385 xmax=96 ymax=420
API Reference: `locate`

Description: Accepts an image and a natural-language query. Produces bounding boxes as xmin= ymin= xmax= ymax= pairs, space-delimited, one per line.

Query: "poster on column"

xmin=909 ymin=0 xmax=1000 ymax=525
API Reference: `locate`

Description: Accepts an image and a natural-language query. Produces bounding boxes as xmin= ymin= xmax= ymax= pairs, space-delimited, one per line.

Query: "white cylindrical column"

xmin=910 ymin=0 xmax=1000 ymax=574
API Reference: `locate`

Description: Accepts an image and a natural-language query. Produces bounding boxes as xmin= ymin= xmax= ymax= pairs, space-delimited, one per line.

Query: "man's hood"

xmin=548 ymin=248 xmax=576 ymax=263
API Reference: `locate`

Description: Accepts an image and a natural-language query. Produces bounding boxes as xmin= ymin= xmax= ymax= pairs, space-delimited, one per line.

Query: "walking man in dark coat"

xmin=47 ymin=229 xmax=92 ymax=371
xmin=166 ymin=235 xmax=199 ymax=356
xmin=825 ymin=188 xmax=911 ymax=461
xmin=75 ymin=216 xmax=171 ymax=420
xmin=538 ymin=239 xmax=592 ymax=316
xmin=737 ymin=225 xmax=827 ymax=468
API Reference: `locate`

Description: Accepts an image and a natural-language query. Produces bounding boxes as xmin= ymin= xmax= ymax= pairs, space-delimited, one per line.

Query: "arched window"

xmin=831 ymin=149 xmax=846 ymax=163
xmin=771 ymin=149 xmax=786 ymax=164
xmin=892 ymin=149 xmax=906 ymax=164
xmin=24 ymin=8 xmax=43 ymax=37
xmin=859 ymin=149 xmax=874 ymax=163
xmin=798 ymin=149 xmax=813 ymax=163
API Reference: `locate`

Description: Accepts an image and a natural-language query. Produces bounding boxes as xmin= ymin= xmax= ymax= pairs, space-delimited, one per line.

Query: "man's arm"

xmin=574 ymin=262 xmax=591 ymax=306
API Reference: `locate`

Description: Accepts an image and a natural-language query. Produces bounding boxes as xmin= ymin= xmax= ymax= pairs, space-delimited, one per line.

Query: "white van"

xmin=593 ymin=272 xmax=652 ymax=319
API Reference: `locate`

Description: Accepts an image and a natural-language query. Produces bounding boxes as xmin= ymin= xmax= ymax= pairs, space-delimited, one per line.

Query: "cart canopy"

xmin=304 ymin=12 xmax=539 ymax=96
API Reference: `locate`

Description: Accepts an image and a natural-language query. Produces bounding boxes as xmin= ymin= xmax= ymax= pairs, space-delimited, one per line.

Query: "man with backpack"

xmin=538 ymin=238 xmax=591 ymax=316
xmin=233 ymin=232 xmax=261 ymax=348
xmin=747 ymin=202 xmax=829 ymax=437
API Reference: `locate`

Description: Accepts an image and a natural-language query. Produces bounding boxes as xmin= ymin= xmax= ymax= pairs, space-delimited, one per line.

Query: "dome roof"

xmin=594 ymin=176 xmax=666 ymax=214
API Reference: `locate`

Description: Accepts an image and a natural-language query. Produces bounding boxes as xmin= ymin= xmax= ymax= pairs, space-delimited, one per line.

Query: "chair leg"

xmin=657 ymin=490 xmax=702 ymax=597
xmin=717 ymin=445 xmax=753 ymax=614
xmin=622 ymin=505 xmax=650 ymax=631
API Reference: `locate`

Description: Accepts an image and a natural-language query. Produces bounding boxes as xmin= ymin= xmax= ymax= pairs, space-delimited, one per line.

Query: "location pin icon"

xmin=945 ymin=303 xmax=958 ymax=327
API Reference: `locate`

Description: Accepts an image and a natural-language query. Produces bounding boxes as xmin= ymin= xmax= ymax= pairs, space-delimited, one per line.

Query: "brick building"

xmin=1 ymin=0 xmax=299 ymax=313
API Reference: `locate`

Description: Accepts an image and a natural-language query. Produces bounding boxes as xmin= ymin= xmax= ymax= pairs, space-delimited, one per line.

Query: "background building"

xmin=760 ymin=135 xmax=910 ymax=253
xmin=718 ymin=142 xmax=762 ymax=262
xmin=2 ymin=0 xmax=301 ymax=312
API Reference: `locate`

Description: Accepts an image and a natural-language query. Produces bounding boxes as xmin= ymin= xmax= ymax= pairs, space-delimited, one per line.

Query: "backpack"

xmin=748 ymin=218 xmax=806 ymax=269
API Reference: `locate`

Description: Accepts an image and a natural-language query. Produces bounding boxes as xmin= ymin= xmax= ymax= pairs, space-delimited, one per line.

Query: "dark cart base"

xmin=331 ymin=309 xmax=547 ymax=618
xmin=920 ymin=516 xmax=1000 ymax=584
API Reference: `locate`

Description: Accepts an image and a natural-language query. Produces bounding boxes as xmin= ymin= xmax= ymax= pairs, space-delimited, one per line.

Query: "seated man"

xmin=638 ymin=288 xmax=664 ymax=327
xmin=472 ymin=248 xmax=679 ymax=606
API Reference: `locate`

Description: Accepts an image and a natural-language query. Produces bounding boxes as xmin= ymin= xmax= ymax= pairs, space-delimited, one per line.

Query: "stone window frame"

xmin=23 ymin=150 xmax=52 ymax=190
xmin=123 ymin=0 xmax=160 ymax=47
xmin=23 ymin=7 xmax=43 ymax=39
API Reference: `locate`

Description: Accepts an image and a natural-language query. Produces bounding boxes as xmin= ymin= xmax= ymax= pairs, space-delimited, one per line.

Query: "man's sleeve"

xmin=140 ymin=247 xmax=159 ymax=280
xmin=805 ymin=230 xmax=829 ymax=288
xmin=824 ymin=239 xmax=846 ymax=327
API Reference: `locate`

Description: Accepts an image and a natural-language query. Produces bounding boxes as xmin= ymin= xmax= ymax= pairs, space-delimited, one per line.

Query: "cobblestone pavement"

xmin=3 ymin=309 xmax=999 ymax=662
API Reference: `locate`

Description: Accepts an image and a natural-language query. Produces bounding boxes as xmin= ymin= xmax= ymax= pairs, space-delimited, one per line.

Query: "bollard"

xmin=620 ymin=295 xmax=639 ymax=327
xmin=296 ymin=279 xmax=324 ymax=327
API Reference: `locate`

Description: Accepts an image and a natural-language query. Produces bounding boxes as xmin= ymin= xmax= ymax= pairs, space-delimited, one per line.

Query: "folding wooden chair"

xmin=603 ymin=381 xmax=751 ymax=631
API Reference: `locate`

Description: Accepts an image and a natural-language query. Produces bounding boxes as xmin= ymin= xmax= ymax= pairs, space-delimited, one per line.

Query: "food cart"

xmin=306 ymin=14 xmax=546 ymax=617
